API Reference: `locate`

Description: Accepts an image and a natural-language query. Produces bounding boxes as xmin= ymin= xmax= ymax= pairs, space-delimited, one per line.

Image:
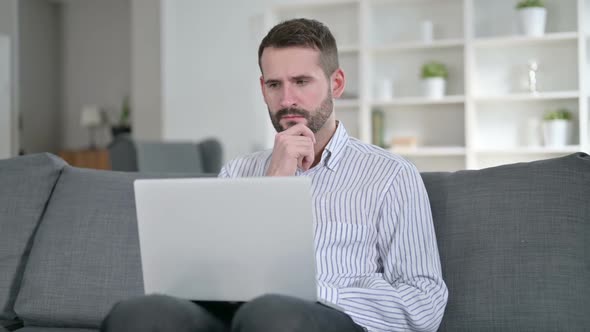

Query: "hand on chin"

xmin=281 ymin=117 xmax=307 ymax=130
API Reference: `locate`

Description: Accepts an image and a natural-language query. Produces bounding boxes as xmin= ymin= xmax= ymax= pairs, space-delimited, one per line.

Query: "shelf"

xmin=390 ymin=146 xmax=466 ymax=156
xmin=371 ymin=39 xmax=464 ymax=53
xmin=475 ymin=146 xmax=581 ymax=155
xmin=335 ymin=99 xmax=360 ymax=108
xmin=473 ymin=32 xmax=578 ymax=48
xmin=372 ymin=95 xmax=465 ymax=107
xmin=474 ymin=91 xmax=579 ymax=102
xmin=264 ymin=0 xmax=589 ymax=172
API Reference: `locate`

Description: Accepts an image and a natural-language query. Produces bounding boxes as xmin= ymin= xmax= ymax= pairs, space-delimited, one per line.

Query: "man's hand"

xmin=266 ymin=124 xmax=316 ymax=176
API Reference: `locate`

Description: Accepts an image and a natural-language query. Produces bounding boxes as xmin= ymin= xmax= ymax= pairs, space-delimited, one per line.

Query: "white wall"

xmin=53 ymin=0 xmax=346 ymax=159
xmin=61 ymin=0 xmax=131 ymax=149
xmin=161 ymin=0 xmax=313 ymax=161
xmin=19 ymin=0 xmax=61 ymax=154
xmin=0 ymin=36 xmax=11 ymax=159
xmin=0 ymin=0 xmax=19 ymax=157
xmin=0 ymin=1 xmax=17 ymax=41
xmin=131 ymin=0 xmax=162 ymax=141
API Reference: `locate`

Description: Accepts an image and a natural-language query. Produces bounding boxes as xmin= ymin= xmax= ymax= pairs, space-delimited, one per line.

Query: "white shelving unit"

xmin=267 ymin=0 xmax=590 ymax=171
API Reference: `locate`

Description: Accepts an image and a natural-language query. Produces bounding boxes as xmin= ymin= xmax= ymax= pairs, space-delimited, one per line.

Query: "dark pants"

xmin=100 ymin=294 xmax=365 ymax=332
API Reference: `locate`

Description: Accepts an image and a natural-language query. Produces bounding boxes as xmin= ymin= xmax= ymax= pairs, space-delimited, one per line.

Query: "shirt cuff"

xmin=318 ymin=281 xmax=340 ymax=306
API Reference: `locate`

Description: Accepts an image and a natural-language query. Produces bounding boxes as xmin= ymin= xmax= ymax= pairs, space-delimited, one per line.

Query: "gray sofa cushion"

xmin=13 ymin=167 xmax=146 ymax=328
xmin=13 ymin=166 xmax=214 ymax=328
xmin=16 ymin=328 xmax=95 ymax=332
xmin=421 ymin=152 xmax=590 ymax=331
xmin=0 ymin=154 xmax=65 ymax=320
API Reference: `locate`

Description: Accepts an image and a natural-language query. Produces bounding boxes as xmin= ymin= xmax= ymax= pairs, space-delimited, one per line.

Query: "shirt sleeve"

xmin=218 ymin=164 xmax=230 ymax=178
xmin=320 ymin=164 xmax=448 ymax=332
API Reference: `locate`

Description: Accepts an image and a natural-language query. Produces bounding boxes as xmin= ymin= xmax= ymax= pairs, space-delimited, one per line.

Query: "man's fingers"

xmin=280 ymin=124 xmax=316 ymax=143
xmin=301 ymin=156 xmax=313 ymax=171
xmin=269 ymin=123 xmax=316 ymax=174
xmin=298 ymin=155 xmax=313 ymax=171
xmin=275 ymin=133 xmax=315 ymax=147
xmin=290 ymin=142 xmax=314 ymax=171
xmin=301 ymin=144 xmax=315 ymax=171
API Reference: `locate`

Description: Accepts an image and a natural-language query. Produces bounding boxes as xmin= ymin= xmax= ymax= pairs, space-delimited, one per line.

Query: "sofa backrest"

xmin=4 ymin=152 xmax=589 ymax=330
xmin=135 ymin=142 xmax=205 ymax=173
xmin=108 ymin=135 xmax=224 ymax=174
xmin=12 ymin=162 xmax=215 ymax=329
xmin=421 ymin=152 xmax=590 ymax=331
xmin=0 ymin=154 xmax=66 ymax=321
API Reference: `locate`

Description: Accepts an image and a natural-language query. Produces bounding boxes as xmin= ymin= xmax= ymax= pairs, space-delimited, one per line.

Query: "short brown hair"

xmin=258 ymin=18 xmax=339 ymax=77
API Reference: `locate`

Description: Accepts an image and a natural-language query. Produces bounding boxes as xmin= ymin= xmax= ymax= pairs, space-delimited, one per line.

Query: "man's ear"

xmin=330 ymin=68 xmax=345 ymax=98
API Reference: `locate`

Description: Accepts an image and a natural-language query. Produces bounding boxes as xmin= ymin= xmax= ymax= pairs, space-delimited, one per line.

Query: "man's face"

xmin=259 ymin=47 xmax=334 ymax=133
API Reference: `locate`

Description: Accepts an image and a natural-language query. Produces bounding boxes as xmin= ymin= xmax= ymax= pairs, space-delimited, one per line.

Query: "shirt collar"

xmin=319 ymin=121 xmax=349 ymax=172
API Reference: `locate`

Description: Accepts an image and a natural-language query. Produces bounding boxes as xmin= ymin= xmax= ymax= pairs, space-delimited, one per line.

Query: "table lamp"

xmin=80 ymin=105 xmax=102 ymax=149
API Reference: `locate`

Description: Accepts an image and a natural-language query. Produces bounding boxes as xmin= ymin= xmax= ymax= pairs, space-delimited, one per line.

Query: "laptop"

xmin=134 ymin=176 xmax=317 ymax=303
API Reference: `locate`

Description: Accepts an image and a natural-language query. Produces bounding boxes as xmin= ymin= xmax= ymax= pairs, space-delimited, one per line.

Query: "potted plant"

xmin=111 ymin=96 xmax=132 ymax=138
xmin=421 ymin=61 xmax=448 ymax=99
xmin=542 ymin=108 xmax=572 ymax=147
xmin=516 ymin=0 xmax=546 ymax=37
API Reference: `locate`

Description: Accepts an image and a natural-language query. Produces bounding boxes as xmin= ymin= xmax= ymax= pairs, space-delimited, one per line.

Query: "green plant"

xmin=544 ymin=108 xmax=572 ymax=121
xmin=516 ymin=0 xmax=545 ymax=9
xmin=119 ymin=96 xmax=131 ymax=126
xmin=421 ymin=61 xmax=448 ymax=79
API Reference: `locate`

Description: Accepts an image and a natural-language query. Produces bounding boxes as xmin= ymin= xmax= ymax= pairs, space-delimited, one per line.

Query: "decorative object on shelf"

xmin=542 ymin=108 xmax=572 ymax=147
xmin=516 ymin=0 xmax=546 ymax=37
xmin=527 ymin=59 xmax=539 ymax=93
xmin=371 ymin=108 xmax=385 ymax=148
xmin=376 ymin=78 xmax=394 ymax=101
xmin=421 ymin=61 xmax=448 ymax=99
xmin=111 ymin=96 xmax=132 ymax=138
xmin=390 ymin=136 xmax=418 ymax=149
xmin=80 ymin=105 xmax=104 ymax=149
xmin=420 ymin=20 xmax=433 ymax=42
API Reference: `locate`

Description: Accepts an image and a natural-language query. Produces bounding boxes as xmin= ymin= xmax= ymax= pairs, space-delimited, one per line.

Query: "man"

xmin=101 ymin=18 xmax=447 ymax=332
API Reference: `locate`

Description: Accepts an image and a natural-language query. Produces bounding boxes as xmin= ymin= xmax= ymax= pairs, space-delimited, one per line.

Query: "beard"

xmin=268 ymin=90 xmax=333 ymax=133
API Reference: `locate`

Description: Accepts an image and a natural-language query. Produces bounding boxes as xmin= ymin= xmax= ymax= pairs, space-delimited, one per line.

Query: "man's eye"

xmin=267 ymin=83 xmax=279 ymax=89
xmin=296 ymin=80 xmax=308 ymax=86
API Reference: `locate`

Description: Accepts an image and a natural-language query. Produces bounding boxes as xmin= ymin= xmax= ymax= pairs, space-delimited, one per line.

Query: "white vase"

xmin=543 ymin=120 xmax=571 ymax=147
xmin=422 ymin=77 xmax=446 ymax=99
xmin=518 ymin=7 xmax=547 ymax=37
xmin=420 ymin=20 xmax=433 ymax=42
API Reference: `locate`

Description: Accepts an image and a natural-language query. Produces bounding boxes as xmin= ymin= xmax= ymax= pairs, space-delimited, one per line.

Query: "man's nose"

xmin=279 ymin=84 xmax=297 ymax=108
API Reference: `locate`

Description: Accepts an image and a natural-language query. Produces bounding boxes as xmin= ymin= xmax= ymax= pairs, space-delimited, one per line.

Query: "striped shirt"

xmin=219 ymin=122 xmax=448 ymax=332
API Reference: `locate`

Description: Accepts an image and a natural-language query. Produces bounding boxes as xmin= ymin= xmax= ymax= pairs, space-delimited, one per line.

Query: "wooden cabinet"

xmin=58 ymin=149 xmax=111 ymax=170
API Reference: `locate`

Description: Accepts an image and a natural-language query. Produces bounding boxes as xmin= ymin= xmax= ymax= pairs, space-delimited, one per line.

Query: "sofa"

xmin=0 ymin=152 xmax=588 ymax=331
xmin=107 ymin=134 xmax=223 ymax=174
